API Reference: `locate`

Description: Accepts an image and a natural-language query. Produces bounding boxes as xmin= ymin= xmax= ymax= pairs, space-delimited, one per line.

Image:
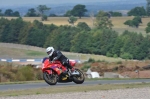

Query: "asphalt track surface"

xmin=0 ymin=79 xmax=150 ymax=91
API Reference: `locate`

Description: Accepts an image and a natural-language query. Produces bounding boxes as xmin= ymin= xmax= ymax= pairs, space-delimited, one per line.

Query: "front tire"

xmin=73 ymin=69 xmax=85 ymax=84
xmin=43 ymin=71 xmax=57 ymax=85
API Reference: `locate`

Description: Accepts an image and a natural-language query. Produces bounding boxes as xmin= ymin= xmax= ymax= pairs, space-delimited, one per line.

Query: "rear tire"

xmin=43 ymin=72 xmax=57 ymax=85
xmin=73 ymin=69 xmax=85 ymax=84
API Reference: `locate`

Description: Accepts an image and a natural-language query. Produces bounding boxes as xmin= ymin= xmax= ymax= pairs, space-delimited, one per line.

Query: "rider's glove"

xmin=53 ymin=57 xmax=57 ymax=61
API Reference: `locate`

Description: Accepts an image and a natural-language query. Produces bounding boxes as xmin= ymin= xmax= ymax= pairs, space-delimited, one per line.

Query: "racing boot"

xmin=71 ymin=68 xmax=79 ymax=75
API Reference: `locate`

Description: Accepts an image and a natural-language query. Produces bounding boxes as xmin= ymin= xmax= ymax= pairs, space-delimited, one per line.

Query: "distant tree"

xmin=77 ymin=22 xmax=91 ymax=31
xmin=109 ymin=11 xmax=122 ymax=17
xmin=4 ymin=9 xmax=20 ymax=17
xmin=133 ymin=16 xmax=142 ymax=23
xmin=145 ymin=22 xmax=150 ymax=33
xmin=132 ymin=19 xmax=140 ymax=28
xmin=0 ymin=9 xmax=3 ymax=16
xmin=12 ymin=11 xmax=20 ymax=17
xmin=68 ymin=16 xmax=77 ymax=26
xmin=4 ymin=9 xmax=13 ymax=16
xmin=37 ymin=5 xmax=51 ymax=15
xmin=71 ymin=31 xmax=91 ymax=53
xmin=0 ymin=18 xmax=9 ymax=42
xmin=95 ymin=11 xmax=108 ymax=17
xmin=132 ymin=16 xmax=142 ymax=28
xmin=41 ymin=15 xmax=48 ymax=21
xmin=71 ymin=4 xmax=87 ymax=18
xmin=127 ymin=6 xmax=146 ymax=16
xmin=124 ymin=16 xmax=142 ymax=28
xmin=64 ymin=10 xmax=72 ymax=17
xmin=111 ymin=37 xmax=123 ymax=57
xmin=120 ymin=52 xmax=133 ymax=59
xmin=1 ymin=17 xmax=24 ymax=43
xmin=25 ymin=8 xmax=39 ymax=17
xmin=90 ymin=29 xmax=118 ymax=55
xmin=37 ymin=5 xmax=51 ymax=21
xmin=18 ymin=22 xmax=31 ymax=44
xmin=119 ymin=31 xmax=149 ymax=60
xmin=147 ymin=0 xmax=150 ymax=16
xmin=124 ymin=20 xmax=133 ymax=27
xmin=95 ymin=11 xmax=113 ymax=29
xmin=49 ymin=14 xmax=57 ymax=17
xmin=44 ymin=25 xmax=77 ymax=51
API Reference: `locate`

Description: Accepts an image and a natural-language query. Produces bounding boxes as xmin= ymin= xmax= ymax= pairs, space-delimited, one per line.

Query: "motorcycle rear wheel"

xmin=43 ymin=72 xmax=57 ymax=85
xmin=73 ymin=69 xmax=85 ymax=84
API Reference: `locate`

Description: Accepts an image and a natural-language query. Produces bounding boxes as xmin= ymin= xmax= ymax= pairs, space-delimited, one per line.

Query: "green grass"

xmin=0 ymin=47 xmax=44 ymax=59
xmin=25 ymin=50 xmax=46 ymax=56
xmin=0 ymin=80 xmax=44 ymax=85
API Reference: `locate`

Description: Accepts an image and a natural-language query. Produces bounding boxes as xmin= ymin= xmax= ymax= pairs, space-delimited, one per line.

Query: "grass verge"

xmin=0 ymin=80 xmax=44 ymax=85
xmin=0 ymin=82 xmax=150 ymax=97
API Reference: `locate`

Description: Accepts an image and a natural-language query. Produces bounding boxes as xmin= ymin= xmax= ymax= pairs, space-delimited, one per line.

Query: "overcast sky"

xmin=0 ymin=0 xmax=119 ymax=6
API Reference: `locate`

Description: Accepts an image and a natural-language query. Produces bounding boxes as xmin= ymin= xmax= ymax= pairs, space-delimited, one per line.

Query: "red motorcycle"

xmin=42 ymin=58 xmax=85 ymax=85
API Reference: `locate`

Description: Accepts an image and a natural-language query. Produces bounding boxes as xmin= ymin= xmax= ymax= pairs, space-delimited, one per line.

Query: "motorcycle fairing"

xmin=50 ymin=65 xmax=62 ymax=75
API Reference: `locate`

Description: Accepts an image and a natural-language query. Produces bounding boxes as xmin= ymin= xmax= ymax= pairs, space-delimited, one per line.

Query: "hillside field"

xmin=5 ymin=16 xmax=150 ymax=35
xmin=0 ymin=43 xmax=124 ymax=63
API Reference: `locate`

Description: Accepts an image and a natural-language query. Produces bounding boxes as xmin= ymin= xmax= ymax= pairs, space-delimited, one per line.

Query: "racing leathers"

xmin=48 ymin=50 xmax=73 ymax=70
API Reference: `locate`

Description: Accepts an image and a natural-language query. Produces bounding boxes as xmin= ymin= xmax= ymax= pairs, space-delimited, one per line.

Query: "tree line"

xmin=0 ymin=4 xmax=122 ymax=18
xmin=0 ymin=0 xmax=150 ymax=17
xmin=0 ymin=16 xmax=150 ymax=60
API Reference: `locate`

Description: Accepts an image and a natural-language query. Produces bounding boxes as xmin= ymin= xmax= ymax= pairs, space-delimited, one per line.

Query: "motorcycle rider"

xmin=46 ymin=46 xmax=75 ymax=80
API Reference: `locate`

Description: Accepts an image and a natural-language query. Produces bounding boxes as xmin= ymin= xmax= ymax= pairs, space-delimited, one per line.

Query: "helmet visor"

xmin=47 ymin=50 xmax=52 ymax=55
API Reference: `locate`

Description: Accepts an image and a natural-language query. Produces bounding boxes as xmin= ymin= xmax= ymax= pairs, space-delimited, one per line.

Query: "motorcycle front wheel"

xmin=43 ymin=71 xmax=57 ymax=85
xmin=72 ymin=69 xmax=85 ymax=84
